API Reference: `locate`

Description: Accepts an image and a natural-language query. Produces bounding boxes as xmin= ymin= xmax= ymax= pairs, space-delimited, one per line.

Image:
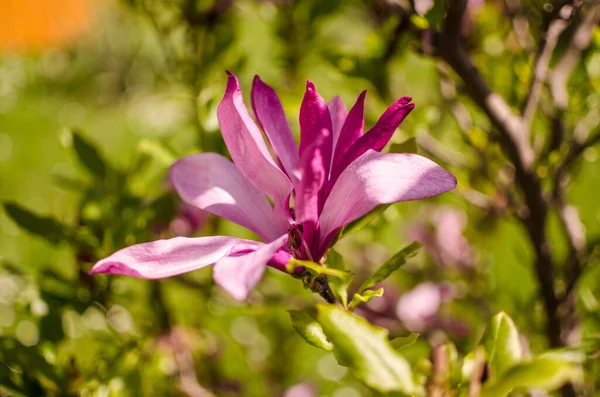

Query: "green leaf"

xmin=356 ymin=242 xmax=421 ymax=293
xmin=325 ymin=249 xmax=345 ymax=271
xmin=289 ymin=309 xmax=333 ymax=351
xmin=481 ymin=312 xmax=522 ymax=379
xmin=348 ymin=288 xmax=384 ymax=310
xmin=3 ymin=202 xmax=96 ymax=248
xmin=390 ymin=333 xmax=419 ymax=350
xmin=316 ymin=304 xmax=416 ymax=394
xmin=137 ymin=138 xmax=177 ymax=167
xmin=481 ymin=357 xmax=582 ymax=397
xmin=340 ymin=205 xmax=388 ymax=238
xmin=71 ymin=130 xmax=108 ymax=179
xmin=3 ymin=202 xmax=70 ymax=245
xmin=389 ymin=137 xmax=418 ymax=154
xmin=289 ymin=259 xmax=351 ymax=281
xmin=325 ymin=250 xmax=350 ymax=307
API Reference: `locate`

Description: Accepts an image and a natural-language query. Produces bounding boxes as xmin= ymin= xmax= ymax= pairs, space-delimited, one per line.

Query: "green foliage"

xmin=481 ymin=311 xmax=523 ymax=379
xmin=70 ymin=130 xmax=110 ymax=179
xmin=2 ymin=0 xmax=600 ymax=394
xmin=324 ymin=249 xmax=350 ymax=307
xmin=356 ymin=243 xmax=421 ymax=293
xmin=481 ymin=357 xmax=582 ymax=397
xmin=475 ymin=312 xmax=582 ymax=396
xmin=288 ymin=309 xmax=333 ymax=352
xmin=390 ymin=333 xmax=420 ymax=350
xmin=316 ymin=305 xmax=416 ymax=394
xmin=348 ymin=287 xmax=384 ymax=310
xmin=2 ymin=202 xmax=94 ymax=248
xmin=339 ymin=205 xmax=389 ymax=239
xmin=389 ymin=137 xmax=418 ymax=154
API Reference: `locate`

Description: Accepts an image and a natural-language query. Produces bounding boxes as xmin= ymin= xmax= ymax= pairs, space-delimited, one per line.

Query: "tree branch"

xmin=522 ymin=7 xmax=571 ymax=130
xmin=550 ymin=4 xmax=600 ymax=110
xmin=430 ymin=8 xmax=563 ymax=346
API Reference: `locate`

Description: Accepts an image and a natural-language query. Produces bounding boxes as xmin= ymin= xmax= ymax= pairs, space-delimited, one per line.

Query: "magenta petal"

xmin=213 ymin=234 xmax=289 ymax=300
xmin=170 ymin=153 xmax=284 ymax=242
xmin=217 ymin=72 xmax=293 ymax=229
xmin=295 ymin=129 xmax=328 ymax=224
xmin=331 ymin=90 xmax=366 ymax=174
xmin=328 ymin=96 xmax=347 ymax=153
xmin=89 ymin=236 xmax=252 ymax=279
xmin=329 ymin=96 xmax=414 ymax=185
xmin=299 ymin=81 xmax=333 ymax=176
xmin=318 ymin=150 xmax=457 ymax=244
xmin=267 ymin=249 xmax=294 ymax=272
xmin=252 ymin=76 xmax=301 ymax=184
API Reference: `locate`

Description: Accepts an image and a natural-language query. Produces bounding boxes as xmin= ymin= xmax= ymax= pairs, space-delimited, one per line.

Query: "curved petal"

xmin=331 ymin=90 xmax=366 ymax=178
xmin=295 ymin=129 xmax=329 ymax=257
xmin=319 ymin=150 xmax=457 ymax=243
xmin=213 ymin=234 xmax=289 ymax=300
xmin=267 ymin=249 xmax=294 ymax=273
xmin=328 ymin=95 xmax=347 ymax=153
xmin=89 ymin=236 xmax=254 ymax=279
xmin=252 ymin=76 xmax=300 ymax=184
xmin=329 ymin=96 xmax=414 ymax=186
xmin=170 ymin=153 xmax=281 ymax=242
xmin=299 ymin=81 xmax=333 ymax=176
xmin=217 ymin=72 xmax=293 ymax=231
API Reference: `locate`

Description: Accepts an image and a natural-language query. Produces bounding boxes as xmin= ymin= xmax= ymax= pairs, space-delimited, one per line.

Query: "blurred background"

xmin=0 ymin=0 xmax=599 ymax=395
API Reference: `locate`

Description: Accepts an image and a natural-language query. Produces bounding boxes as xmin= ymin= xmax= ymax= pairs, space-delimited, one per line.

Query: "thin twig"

xmin=550 ymin=4 xmax=600 ymax=110
xmin=522 ymin=8 xmax=570 ymax=130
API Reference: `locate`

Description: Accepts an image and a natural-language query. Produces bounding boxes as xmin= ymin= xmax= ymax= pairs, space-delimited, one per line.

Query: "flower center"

xmin=287 ymin=225 xmax=303 ymax=259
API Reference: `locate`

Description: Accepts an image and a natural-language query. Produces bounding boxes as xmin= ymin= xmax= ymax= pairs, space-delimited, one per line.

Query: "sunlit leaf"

xmin=482 ymin=312 xmax=522 ymax=379
xmin=289 ymin=309 xmax=333 ymax=351
xmin=356 ymin=242 xmax=421 ymax=293
xmin=288 ymin=259 xmax=351 ymax=281
xmin=348 ymin=288 xmax=384 ymax=310
xmin=390 ymin=333 xmax=419 ymax=350
xmin=325 ymin=250 xmax=349 ymax=307
xmin=481 ymin=357 xmax=582 ymax=397
xmin=316 ymin=304 xmax=416 ymax=394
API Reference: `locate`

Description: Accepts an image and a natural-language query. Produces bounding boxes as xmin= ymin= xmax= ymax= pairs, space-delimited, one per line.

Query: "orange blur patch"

xmin=0 ymin=0 xmax=93 ymax=51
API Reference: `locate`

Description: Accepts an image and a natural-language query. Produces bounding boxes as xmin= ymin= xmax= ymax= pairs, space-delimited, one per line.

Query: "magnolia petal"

xmin=299 ymin=81 xmax=333 ymax=176
xmin=319 ymin=150 xmax=457 ymax=243
xmin=213 ymin=234 xmax=289 ymax=300
xmin=89 ymin=236 xmax=254 ymax=279
xmin=218 ymin=72 xmax=293 ymax=219
xmin=329 ymin=96 xmax=414 ymax=185
xmin=331 ymin=90 xmax=366 ymax=177
xmin=268 ymin=249 xmax=294 ymax=272
xmin=295 ymin=128 xmax=330 ymax=257
xmin=252 ymin=76 xmax=301 ymax=184
xmin=170 ymin=153 xmax=282 ymax=242
xmin=328 ymin=95 xmax=347 ymax=154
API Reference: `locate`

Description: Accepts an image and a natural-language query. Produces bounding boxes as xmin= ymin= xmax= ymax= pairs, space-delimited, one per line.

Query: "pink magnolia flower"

xmin=90 ymin=72 xmax=456 ymax=300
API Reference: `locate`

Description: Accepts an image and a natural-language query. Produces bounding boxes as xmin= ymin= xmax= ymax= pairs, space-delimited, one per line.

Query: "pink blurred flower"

xmin=283 ymin=382 xmax=316 ymax=397
xmin=407 ymin=207 xmax=474 ymax=269
xmin=169 ymin=204 xmax=209 ymax=236
xmin=396 ymin=282 xmax=469 ymax=337
xmin=90 ymin=72 xmax=456 ymax=300
xmin=396 ymin=282 xmax=446 ymax=332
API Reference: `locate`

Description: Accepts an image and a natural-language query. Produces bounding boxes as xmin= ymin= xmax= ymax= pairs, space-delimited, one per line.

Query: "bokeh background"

xmin=1 ymin=0 xmax=599 ymax=395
